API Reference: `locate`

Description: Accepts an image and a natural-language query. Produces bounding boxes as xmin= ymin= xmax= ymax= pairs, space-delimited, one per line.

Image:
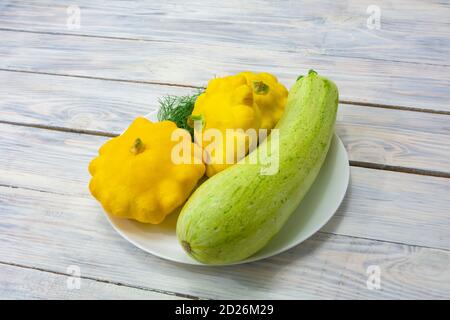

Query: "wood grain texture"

xmin=0 ymin=0 xmax=449 ymax=66
xmin=1 ymin=71 xmax=449 ymax=174
xmin=0 ymin=263 xmax=186 ymax=300
xmin=336 ymin=105 xmax=450 ymax=174
xmin=0 ymin=70 xmax=190 ymax=133
xmin=0 ymin=184 xmax=449 ymax=299
xmin=1 ymin=0 xmax=449 ymax=300
xmin=0 ymin=29 xmax=449 ymax=112
xmin=0 ymin=122 xmax=449 ymax=251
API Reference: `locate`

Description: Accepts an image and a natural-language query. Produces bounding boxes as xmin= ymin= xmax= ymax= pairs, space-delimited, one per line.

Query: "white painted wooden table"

xmin=0 ymin=0 xmax=449 ymax=299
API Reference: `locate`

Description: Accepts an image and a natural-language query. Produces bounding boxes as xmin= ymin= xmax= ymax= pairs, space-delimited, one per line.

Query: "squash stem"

xmin=252 ymin=80 xmax=269 ymax=95
xmin=130 ymin=138 xmax=145 ymax=154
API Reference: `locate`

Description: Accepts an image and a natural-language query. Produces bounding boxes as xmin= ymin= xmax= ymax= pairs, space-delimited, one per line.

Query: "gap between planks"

xmin=0 ymin=181 xmax=448 ymax=253
xmin=0 ymin=27 xmax=449 ymax=69
xmin=0 ymin=259 xmax=200 ymax=300
xmin=1 ymin=119 xmax=450 ymax=180
xmin=1 ymin=68 xmax=449 ymax=116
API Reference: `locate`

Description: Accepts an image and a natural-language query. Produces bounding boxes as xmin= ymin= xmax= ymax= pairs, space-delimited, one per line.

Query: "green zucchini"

xmin=176 ymin=70 xmax=339 ymax=264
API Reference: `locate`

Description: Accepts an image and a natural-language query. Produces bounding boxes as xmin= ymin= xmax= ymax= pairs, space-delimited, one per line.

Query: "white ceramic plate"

xmin=103 ymin=111 xmax=350 ymax=266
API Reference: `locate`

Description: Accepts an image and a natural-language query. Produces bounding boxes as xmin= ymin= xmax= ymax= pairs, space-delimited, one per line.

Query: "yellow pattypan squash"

xmin=190 ymin=71 xmax=287 ymax=177
xmin=240 ymin=71 xmax=288 ymax=130
xmin=88 ymin=117 xmax=205 ymax=224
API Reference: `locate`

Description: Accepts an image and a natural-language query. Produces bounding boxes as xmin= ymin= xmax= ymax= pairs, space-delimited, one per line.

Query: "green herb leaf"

xmin=157 ymin=90 xmax=204 ymax=139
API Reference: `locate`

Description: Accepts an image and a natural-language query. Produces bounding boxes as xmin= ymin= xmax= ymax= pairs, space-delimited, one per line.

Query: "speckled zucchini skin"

xmin=176 ymin=71 xmax=339 ymax=264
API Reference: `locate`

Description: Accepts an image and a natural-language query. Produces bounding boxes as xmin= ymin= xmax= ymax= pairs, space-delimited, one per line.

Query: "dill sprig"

xmin=157 ymin=90 xmax=203 ymax=138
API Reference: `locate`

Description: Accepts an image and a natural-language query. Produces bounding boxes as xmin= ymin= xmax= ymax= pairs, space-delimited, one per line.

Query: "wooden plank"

xmin=0 ymin=29 xmax=449 ymax=112
xmin=1 ymin=71 xmax=449 ymax=174
xmin=321 ymin=167 xmax=450 ymax=249
xmin=0 ymin=0 xmax=449 ymax=66
xmin=0 ymin=263 xmax=186 ymax=299
xmin=336 ymin=105 xmax=450 ymax=175
xmin=0 ymin=184 xmax=449 ymax=299
xmin=0 ymin=122 xmax=449 ymax=251
xmin=0 ymin=71 xmax=191 ymax=134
